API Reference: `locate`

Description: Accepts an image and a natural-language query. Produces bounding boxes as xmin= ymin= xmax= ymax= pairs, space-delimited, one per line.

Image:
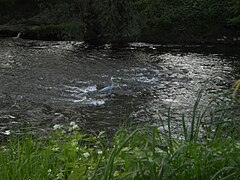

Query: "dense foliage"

xmin=0 ymin=0 xmax=240 ymax=42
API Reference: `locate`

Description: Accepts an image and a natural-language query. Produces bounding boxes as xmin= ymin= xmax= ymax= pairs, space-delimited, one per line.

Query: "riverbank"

xmin=1 ymin=113 xmax=240 ymax=179
xmin=1 ymin=23 xmax=240 ymax=45
xmin=1 ymin=91 xmax=240 ymax=179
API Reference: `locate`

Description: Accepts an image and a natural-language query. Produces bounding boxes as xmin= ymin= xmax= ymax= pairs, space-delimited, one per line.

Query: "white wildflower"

xmin=114 ymin=171 xmax=120 ymax=177
xmin=97 ymin=150 xmax=103 ymax=155
xmin=51 ymin=147 xmax=60 ymax=152
xmin=1 ymin=146 xmax=9 ymax=152
xmin=71 ymin=140 xmax=78 ymax=147
xmin=53 ymin=124 xmax=62 ymax=130
xmin=72 ymin=124 xmax=79 ymax=130
xmin=3 ymin=130 xmax=11 ymax=135
xmin=83 ymin=152 xmax=90 ymax=158
xmin=235 ymin=142 xmax=240 ymax=149
xmin=56 ymin=172 xmax=64 ymax=180
xmin=47 ymin=169 xmax=52 ymax=176
xmin=69 ymin=122 xmax=79 ymax=131
xmin=88 ymin=166 xmax=94 ymax=170
xmin=70 ymin=121 xmax=76 ymax=126
xmin=76 ymin=147 xmax=80 ymax=151
xmin=157 ymin=126 xmax=164 ymax=132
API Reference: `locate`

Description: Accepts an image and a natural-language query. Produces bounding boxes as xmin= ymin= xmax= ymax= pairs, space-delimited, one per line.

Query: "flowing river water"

xmin=0 ymin=38 xmax=240 ymax=136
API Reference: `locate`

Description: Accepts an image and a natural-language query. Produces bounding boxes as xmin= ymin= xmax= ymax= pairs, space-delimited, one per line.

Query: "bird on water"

xmin=98 ymin=76 xmax=115 ymax=94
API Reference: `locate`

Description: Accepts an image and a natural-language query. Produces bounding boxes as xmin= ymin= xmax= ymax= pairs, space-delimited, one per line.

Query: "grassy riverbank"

xmin=1 ymin=92 xmax=240 ymax=179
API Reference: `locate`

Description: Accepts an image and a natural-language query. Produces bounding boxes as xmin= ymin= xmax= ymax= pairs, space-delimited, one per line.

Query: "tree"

xmin=227 ymin=0 xmax=240 ymax=27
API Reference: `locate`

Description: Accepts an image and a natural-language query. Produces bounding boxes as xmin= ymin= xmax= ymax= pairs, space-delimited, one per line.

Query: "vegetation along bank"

xmin=0 ymin=0 xmax=240 ymax=44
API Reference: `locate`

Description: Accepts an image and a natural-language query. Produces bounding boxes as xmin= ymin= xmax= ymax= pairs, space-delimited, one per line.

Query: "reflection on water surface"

xmin=0 ymin=38 xmax=239 ymax=135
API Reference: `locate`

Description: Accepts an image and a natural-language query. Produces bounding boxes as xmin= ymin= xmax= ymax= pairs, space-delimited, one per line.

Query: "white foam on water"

xmin=73 ymin=97 xmax=106 ymax=106
xmin=61 ymin=84 xmax=107 ymax=106
xmin=64 ymin=85 xmax=97 ymax=94
xmin=135 ymin=76 xmax=159 ymax=84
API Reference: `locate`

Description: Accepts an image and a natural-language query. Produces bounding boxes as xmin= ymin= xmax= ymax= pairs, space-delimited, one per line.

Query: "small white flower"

xmin=235 ymin=142 xmax=240 ymax=149
xmin=3 ymin=130 xmax=11 ymax=135
xmin=83 ymin=152 xmax=90 ymax=158
xmin=52 ymin=147 xmax=60 ymax=152
xmin=71 ymin=140 xmax=78 ymax=147
xmin=47 ymin=169 xmax=52 ymax=176
xmin=68 ymin=123 xmax=79 ymax=131
xmin=76 ymin=147 xmax=80 ymax=151
xmin=70 ymin=121 xmax=76 ymax=126
xmin=53 ymin=124 xmax=62 ymax=130
xmin=88 ymin=166 xmax=94 ymax=170
xmin=157 ymin=126 xmax=164 ymax=132
xmin=56 ymin=172 xmax=64 ymax=180
xmin=1 ymin=146 xmax=9 ymax=152
xmin=114 ymin=171 xmax=120 ymax=177
xmin=72 ymin=124 xmax=79 ymax=130
xmin=97 ymin=150 xmax=103 ymax=155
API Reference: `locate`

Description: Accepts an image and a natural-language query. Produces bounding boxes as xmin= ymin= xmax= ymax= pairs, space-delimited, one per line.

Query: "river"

xmin=0 ymin=38 xmax=240 ymax=136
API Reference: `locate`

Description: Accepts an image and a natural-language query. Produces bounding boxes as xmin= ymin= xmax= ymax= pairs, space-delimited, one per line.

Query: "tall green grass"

xmin=0 ymin=91 xmax=240 ymax=179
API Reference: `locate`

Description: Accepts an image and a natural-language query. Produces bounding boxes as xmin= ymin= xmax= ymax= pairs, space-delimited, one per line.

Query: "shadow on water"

xmin=0 ymin=38 xmax=240 ymax=136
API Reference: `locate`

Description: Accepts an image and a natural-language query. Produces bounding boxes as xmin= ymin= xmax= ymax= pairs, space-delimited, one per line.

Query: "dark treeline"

xmin=0 ymin=0 xmax=239 ymax=43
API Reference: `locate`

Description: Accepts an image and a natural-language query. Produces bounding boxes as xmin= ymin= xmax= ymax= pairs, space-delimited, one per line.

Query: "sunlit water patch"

xmin=0 ymin=39 xmax=239 ymax=135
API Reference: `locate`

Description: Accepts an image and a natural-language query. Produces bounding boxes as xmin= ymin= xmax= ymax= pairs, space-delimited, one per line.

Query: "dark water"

xmin=0 ymin=38 xmax=240 ymax=136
